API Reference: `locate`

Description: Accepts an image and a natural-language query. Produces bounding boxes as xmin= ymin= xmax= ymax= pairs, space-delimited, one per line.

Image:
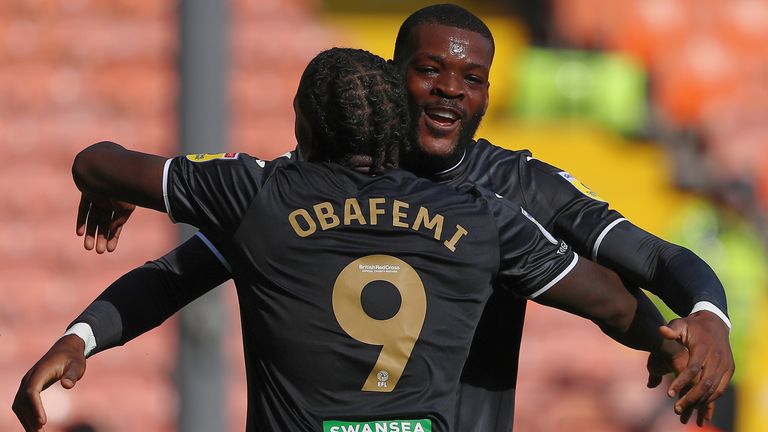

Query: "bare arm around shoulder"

xmin=597 ymin=221 xmax=733 ymax=421
xmin=538 ymin=257 xmax=721 ymax=426
xmin=72 ymin=141 xmax=167 ymax=212
xmin=535 ymin=257 xmax=674 ymax=354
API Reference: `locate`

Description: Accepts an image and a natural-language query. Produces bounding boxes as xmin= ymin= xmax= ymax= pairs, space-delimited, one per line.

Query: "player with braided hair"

xmin=294 ymin=48 xmax=409 ymax=174
xmin=17 ymin=48 xmax=682 ymax=431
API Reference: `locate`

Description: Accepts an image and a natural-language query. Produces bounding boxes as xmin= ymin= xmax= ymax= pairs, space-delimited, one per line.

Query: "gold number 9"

xmin=332 ymin=255 xmax=427 ymax=392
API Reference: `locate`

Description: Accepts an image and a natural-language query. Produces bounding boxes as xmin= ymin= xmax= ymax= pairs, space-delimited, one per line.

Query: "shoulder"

xmin=471 ymin=139 xmax=533 ymax=165
xmin=463 ymin=139 xmax=537 ymax=180
xmin=471 ymin=140 xmax=578 ymax=184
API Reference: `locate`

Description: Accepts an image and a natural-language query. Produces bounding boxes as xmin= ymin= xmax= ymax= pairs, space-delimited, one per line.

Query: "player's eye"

xmin=465 ymin=75 xmax=485 ymax=85
xmin=414 ymin=66 xmax=438 ymax=75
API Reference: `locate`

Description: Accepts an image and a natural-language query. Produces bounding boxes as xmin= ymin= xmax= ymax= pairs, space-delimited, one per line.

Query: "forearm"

xmin=72 ymin=141 xmax=168 ymax=211
xmin=67 ymin=234 xmax=230 ymax=356
xmin=68 ymin=264 xmax=181 ymax=355
xmin=537 ymin=257 xmax=676 ymax=355
xmin=598 ymin=288 xmax=674 ymax=354
xmin=596 ymin=220 xmax=729 ymax=322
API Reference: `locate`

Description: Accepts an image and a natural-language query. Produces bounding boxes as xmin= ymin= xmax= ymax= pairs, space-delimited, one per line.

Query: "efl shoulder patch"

xmin=557 ymin=171 xmax=605 ymax=201
xmin=186 ymin=152 xmax=239 ymax=162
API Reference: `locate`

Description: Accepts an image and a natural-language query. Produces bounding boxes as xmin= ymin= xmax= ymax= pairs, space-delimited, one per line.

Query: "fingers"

xmin=707 ymin=365 xmax=734 ymax=404
xmin=83 ymin=204 xmax=99 ymax=250
xmin=105 ymin=205 xmax=133 ymax=252
xmin=672 ymin=354 xmax=725 ymax=416
xmin=83 ymin=207 xmax=114 ymax=254
xmin=60 ymin=357 xmax=86 ymax=390
xmin=647 ymin=373 xmax=662 ymax=389
xmin=669 ymin=316 xmax=733 ymax=412
xmin=14 ymin=337 xmax=86 ymax=431
xmin=106 ymin=225 xmax=122 ymax=253
xmin=109 ymin=204 xmax=134 ymax=231
xmin=13 ymin=371 xmax=47 ymax=432
xmin=663 ymin=313 xmax=733 ymax=426
xmin=659 ymin=320 xmax=687 ymax=342
xmin=668 ymin=359 xmax=701 ymax=399
xmin=645 ymin=351 xmax=667 ymax=388
xmin=679 ymin=402 xmax=715 ymax=427
xmin=79 ymin=195 xmax=135 ymax=253
xmin=76 ymin=195 xmax=90 ymax=238
xmin=696 ymin=403 xmax=708 ymax=427
xmin=94 ymin=209 xmax=112 ymax=254
xmin=675 ymin=372 xmax=715 ymax=415
xmin=679 ymin=404 xmax=694 ymax=424
xmin=704 ymin=402 xmax=715 ymax=424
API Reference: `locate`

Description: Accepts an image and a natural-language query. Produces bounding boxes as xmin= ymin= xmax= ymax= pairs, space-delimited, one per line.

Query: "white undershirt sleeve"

xmin=690 ymin=301 xmax=732 ymax=330
xmin=63 ymin=322 xmax=97 ymax=357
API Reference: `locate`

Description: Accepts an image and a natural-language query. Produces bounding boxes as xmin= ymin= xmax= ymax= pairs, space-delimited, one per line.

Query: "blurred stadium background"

xmin=1 ymin=0 xmax=767 ymax=431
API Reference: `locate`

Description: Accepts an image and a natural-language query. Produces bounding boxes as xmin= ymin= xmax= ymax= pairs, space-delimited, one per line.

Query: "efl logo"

xmin=186 ymin=152 xmax=239 ymax=162
xmin=557 ymin=171 xmax=605 ymax=202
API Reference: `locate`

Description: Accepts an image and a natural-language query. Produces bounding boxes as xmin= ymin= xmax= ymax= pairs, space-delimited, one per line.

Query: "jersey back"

xmin=165 ymin=154 xmax=575 ymax=431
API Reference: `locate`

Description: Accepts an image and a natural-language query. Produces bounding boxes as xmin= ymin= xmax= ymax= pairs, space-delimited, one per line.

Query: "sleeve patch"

xmin=557 ymin=171 xmax=605 ymax=201
xmin=186 ymin=152 xmax=240 ymax=162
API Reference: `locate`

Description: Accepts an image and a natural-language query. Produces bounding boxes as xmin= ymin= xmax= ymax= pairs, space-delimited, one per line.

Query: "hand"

xmin=13 ymin=335 xmax=87 ymax=432
xmin=646 ymin=339 xmax=688 ymax=389
xmin=660 ymin=312 xmax=734 ymax=426
xmin=76 ymin=192 xmax=135 ymax=253
xmin=646 ymin=338 xmax=715 ymax=426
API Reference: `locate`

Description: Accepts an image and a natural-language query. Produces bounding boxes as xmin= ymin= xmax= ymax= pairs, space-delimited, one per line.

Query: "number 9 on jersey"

xmin=332 ymin=255 xmax=427 ymax=392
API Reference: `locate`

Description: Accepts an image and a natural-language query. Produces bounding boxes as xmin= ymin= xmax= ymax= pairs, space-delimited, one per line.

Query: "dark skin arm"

xmin=72 ymin=141 xmax=167 ymax=212
xmin=538 ymin=257 xmax=717 ymax=426
xmin=72 ymin=141 xmax=167 ymax=252
xmin=536 ymin=257 xmax=672 ymax=354
xmin=597 ymin=223 xmax=733 ymax=422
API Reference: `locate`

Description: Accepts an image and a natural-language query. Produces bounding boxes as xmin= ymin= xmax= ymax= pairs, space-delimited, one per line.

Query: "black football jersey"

xmin=437 ymin=139 xmax=625 ymax=432
xmin=164 ymin=153 xmax=577 ymax=432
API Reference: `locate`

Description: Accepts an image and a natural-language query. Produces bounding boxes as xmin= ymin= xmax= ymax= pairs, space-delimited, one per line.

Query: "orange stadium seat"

xmin=601 ymin=0 xmax=688 ymax=68
xmin=653 ymin=32 xmax=744 ymax=127
xmin=552 ymin=0 xmax=611 ymax=47
xmin=759 ymin=156 xmax=768 ymax=213
xmin=714 ymin=0 xmax=768 ymax=56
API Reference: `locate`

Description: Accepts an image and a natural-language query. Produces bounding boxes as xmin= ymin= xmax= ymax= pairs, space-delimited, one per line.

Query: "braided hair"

xmin=296 ymin=48 xmax=410 ymax=175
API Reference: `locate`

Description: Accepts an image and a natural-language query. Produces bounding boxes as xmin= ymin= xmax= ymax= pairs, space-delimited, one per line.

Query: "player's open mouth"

xmin=423 ymin=106 xmax=462 ymax=133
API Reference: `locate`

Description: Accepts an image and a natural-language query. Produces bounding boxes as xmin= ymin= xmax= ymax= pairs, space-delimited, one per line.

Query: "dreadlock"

xmin=296 ymin=48 xmax=410 ymax=175
xmin=393 ymin=4 xmax=495 ymax=65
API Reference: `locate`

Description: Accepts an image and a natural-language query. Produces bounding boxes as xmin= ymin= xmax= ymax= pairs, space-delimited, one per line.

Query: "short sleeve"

xmin=164 ymin=152 xmax=272 ymax=233
xmin=486 ymin=192 xmax=579 ymax=298
xmin=517 ymin=157 xmax=625 ymax=259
